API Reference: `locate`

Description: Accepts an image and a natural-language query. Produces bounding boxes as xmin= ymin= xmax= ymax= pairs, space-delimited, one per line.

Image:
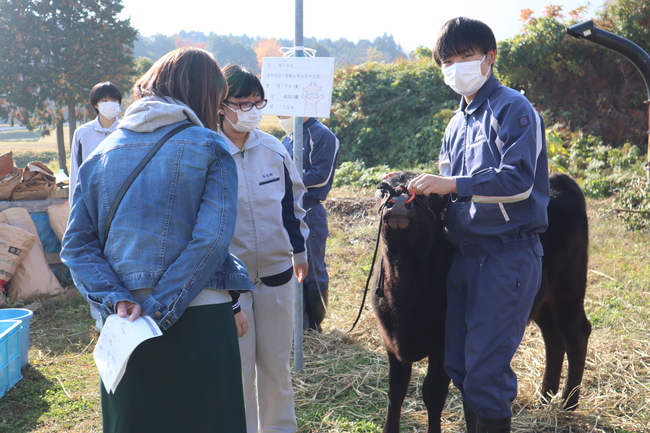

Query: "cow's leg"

xmin=422 ymin=352 xmax=450 ymax=433
xmin=383 ymin=351 xmax=412 ymax=433
xmin=534 ymin=301 xmax=565 ymax=403
xmin=555 ymin=300 xmax=591 ymax=409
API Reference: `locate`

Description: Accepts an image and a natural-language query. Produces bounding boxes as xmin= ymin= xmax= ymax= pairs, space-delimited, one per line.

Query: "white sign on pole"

xmin=261 ymin=57 xmax=335 ymax=118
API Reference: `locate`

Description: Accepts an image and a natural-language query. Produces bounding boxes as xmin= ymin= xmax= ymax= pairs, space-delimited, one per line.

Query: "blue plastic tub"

xmin=0 ymin=308 xmax=33 ymax=367
xmin=0 ymin=320 xmax=22 ymax=397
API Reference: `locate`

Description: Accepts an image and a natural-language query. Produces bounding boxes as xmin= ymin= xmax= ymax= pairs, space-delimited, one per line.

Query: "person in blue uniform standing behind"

xmin=405 ymin=17 xmax=550 ymax=433
xmin=279 ymin=116 xmax=339 ymax=332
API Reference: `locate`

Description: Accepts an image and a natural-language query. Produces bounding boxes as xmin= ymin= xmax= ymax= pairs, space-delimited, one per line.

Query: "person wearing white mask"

xmin=69 ymin=81 xmax=122 ymax=205
xmin=218 ymin=65 xmax=309 ymax=433
xmin=68 ymin=81 xmax=122 ymax=330
xmin=404 ymin=17 xmax=549 ymax=433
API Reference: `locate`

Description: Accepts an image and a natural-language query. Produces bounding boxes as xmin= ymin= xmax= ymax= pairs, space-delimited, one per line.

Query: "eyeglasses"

xmin=223 ymin=99 xmax=268 ymax=112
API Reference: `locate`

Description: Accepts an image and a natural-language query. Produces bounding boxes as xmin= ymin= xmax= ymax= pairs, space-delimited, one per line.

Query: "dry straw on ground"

xmin=291 ymin=196 xmax=650 ymax=433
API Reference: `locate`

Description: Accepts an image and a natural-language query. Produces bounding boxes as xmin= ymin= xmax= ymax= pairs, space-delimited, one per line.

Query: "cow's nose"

xmin=388 ymin=196 xmax=409 ymax=216
xmin=384 ymin=196 xmax=414 ymax=230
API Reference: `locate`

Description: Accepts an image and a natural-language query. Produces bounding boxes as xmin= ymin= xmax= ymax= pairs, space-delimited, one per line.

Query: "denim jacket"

xmin=61 ymin=96 xmax=253 ymax=330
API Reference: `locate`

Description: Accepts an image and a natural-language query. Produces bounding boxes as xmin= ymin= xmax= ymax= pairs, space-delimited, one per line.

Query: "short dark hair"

xmin=90 ymin=82 xmax=122 ymax=113
xmin=433 ymin=17 xmax=497 ymax=66
xmin=222 ymin=65 xmax=264 ymax=99
xmin=133 ymin=47 xmax=227 ymax=132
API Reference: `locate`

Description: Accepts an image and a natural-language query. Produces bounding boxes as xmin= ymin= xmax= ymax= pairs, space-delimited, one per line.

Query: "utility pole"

xmin=293 ymin=0 xmax=305 ymax=373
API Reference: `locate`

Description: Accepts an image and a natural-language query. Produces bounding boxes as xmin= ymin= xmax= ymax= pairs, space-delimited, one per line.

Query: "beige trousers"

xmin=238 ymin=279 xmax=297 ymax=433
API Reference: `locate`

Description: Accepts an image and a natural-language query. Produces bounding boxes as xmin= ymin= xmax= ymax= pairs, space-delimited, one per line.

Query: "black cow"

xmin=371 ymin=171 xmax=591 ymax=433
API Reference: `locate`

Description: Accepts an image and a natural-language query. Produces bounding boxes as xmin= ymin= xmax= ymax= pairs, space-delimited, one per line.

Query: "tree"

xmin=207 ymin=34 xmax=258 ymax=72
xmin=253 ymin=38 xmax=282 ymax=70
xmin=365 ymin=47 xmax=384 ymax=63
xmin=599 ymin=0 xmax=650 ymax=55
xmin=133 ymin=56 xmax=154 ymax=82
xmin=497 ymin=3 xmax=648 ymax=147
xmin=0 ymin=0 xmax=136 ymax=173
xmin=411 ymin=46 xmax=433 ymax=60
xmin=372 ymin=34 xmax=406 ymax=62
xmin=133 ymin=33 xmax=176 ymax=61
xmin=174 ymin=35 xmax=207 ymax=50
xmin=310 ymin=41 xmax=331 ymax=58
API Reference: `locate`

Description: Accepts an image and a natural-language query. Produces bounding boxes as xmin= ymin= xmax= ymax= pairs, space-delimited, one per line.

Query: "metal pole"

xmin=293 ymin=0 xmax=305 ymax=373
xmin=647 ymin=102 xmax=650 ymax=182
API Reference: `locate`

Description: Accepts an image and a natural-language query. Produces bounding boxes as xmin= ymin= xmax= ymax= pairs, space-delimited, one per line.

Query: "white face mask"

xmin=279 ymin=117 xmax=294 ymax=134
xmin=442 ymin=55 xmax=490 ymax=97
xmin=224 ymin=105 xmax=263 ymax=133
xmin=97 ymin=101 xmax=120 ymax=120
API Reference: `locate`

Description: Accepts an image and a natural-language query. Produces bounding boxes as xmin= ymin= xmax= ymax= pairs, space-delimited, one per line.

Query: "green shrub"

xmin=554 ymin=132 xmax=646 ymax=199
xmin=12 ymin=150 xmax=59 ymax=169
xmin=328 ymin=58 xmax=458 ymax=168
xmin=613 ymin=177 xmax=650 ymax=231
xmin=333 ymin=160 xmax=393 ymax=189
xmin=582 ymin=174 xmax=613 ymax=198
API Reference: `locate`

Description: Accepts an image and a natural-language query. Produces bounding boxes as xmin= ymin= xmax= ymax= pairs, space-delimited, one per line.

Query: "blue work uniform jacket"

xmin=441 ymin=74 xmax=550 ymax=257
xmin=282 ymin=118 xmax=339 ymax=203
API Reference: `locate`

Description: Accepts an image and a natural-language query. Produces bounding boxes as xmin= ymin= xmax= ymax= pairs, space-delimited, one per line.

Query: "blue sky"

xmin=119 ymin=0 xmax=602 ymax=53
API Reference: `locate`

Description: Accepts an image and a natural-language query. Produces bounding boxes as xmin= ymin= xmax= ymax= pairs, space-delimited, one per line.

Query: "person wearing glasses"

xmin=218 ymin=64 xmax=309 ymax=433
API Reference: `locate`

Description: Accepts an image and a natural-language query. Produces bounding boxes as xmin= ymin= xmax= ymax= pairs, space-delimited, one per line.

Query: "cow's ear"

xmin=376 ymin=184 xmax=388 ymax=199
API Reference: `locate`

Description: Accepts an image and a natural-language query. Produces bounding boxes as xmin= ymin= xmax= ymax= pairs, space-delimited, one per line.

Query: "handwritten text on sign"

xmin=261 ymin=57 xmax=335 ymax=118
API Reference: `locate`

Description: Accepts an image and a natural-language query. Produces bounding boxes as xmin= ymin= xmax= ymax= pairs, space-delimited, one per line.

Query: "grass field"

xmin=0 ymin=184 xmax=648 ymax=432
xmin=0 ymin=124 xmax=68 ymax=175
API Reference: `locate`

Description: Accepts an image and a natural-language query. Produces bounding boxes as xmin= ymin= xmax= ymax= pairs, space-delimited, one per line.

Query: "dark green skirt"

xmin=100 ymin=303 xmax=246 ymax=433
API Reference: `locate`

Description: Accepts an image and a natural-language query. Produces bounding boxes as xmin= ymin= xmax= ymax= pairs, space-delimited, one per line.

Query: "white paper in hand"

xmin=93 ymin=314 xmax=162 ymax=393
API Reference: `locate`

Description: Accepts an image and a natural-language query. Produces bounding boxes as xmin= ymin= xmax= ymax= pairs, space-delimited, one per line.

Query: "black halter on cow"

xmin=372 ymin=171 xmax=591 ymax=433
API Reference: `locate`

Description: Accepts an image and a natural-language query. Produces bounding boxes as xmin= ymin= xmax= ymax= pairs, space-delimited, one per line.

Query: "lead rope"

xmin=308 ymin=201 xmax=387 ymax=334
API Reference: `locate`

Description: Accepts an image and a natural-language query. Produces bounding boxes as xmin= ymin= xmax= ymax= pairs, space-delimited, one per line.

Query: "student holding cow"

xmin=406 ymin=17 xmax=550 ymax=433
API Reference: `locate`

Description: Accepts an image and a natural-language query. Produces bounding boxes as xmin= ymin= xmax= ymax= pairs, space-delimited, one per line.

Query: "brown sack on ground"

xmin=0 ymin=151 xmax=14 ymax=177
xmin=0 ymin=207 xmax=64 ymax=303
xmin=47 ymin=201 xmax=70 ymax=242
xmin=0 ymin=152 xmax=23 ymax=201
xmin=0 ymin=223 xmax=37 ymax=305
xmin=12 ymin=161 xmax=56 ymax=201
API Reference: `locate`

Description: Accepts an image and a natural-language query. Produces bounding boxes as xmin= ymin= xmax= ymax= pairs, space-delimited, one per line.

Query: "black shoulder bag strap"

xmin=103 ymin=122 xmax=194 ymax=243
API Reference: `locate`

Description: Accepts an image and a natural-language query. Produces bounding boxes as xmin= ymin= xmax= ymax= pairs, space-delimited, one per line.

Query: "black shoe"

xmin=305 ymin=289 xmax=328 ymax=332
